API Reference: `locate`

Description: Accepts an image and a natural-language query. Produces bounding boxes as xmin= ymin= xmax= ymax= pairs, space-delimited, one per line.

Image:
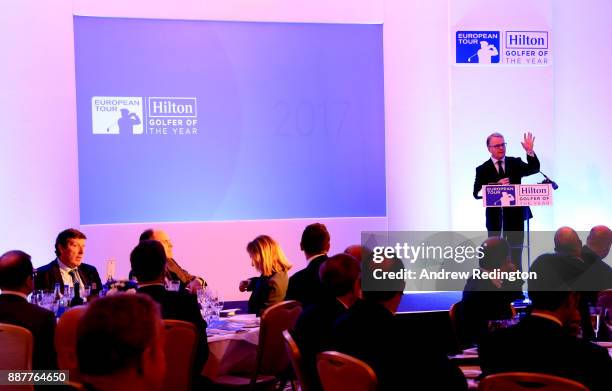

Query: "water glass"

xmin=65 ymin=285 xmax=74 ymax=301
xmin=196 ymin=287 xmax=206 ymax=306
xmin=29 ymin=290 xmax=42 ymax=305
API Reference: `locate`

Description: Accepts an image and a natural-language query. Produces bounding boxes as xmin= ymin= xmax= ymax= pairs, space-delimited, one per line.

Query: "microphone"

xmin=539 ymin=171 xmax=559 ymax=190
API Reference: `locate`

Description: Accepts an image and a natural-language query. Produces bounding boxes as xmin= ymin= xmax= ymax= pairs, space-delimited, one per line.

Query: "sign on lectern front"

xmin=483 ymin=184 xmax=553 ymax=208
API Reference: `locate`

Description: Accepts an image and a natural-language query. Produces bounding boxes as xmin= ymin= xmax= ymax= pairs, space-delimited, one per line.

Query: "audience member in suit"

xmin=0 ymin=250 xmax=57 ymax=369
xmin=294 ymin=252 xmax=362 ymax=391
xmin=136 ymin=229 xmax=206 ymax=293
xmin=473 ymin=132 xmax=540 ymax=269
xmin=130 ymin=240 xmax=209 ymax=374
xmin=34 ymin=228 xmax=102 ymax=295
xmin=573 ymin=225 xmax=612 ymax=339
xmin=77 ymin=294 xmax=166 ymax=391
xmin=457 ymin=237 xmax=523 ymax=347
xmin=240 ymin=235 xmax=292 ymax=315
xmin=534 ymin=227 xmax=600 ymax=339
xmin=581 ymin=225 xmax=612 ymax=284
xmin=286 ymin=223 xmax=330 ymax=306
xmin=479 ymin=253 xmax=612 ymax=391
xmin=333 ymin=257 xmax=467 ymax=391
xmin=578 ymin=225 xmax=612 ymax=293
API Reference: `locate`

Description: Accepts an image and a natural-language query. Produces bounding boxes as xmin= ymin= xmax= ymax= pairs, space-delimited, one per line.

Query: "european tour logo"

xmin=455 ymin=30 xmax=551 ymax=66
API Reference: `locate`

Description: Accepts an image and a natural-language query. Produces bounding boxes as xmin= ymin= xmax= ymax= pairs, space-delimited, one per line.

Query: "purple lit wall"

xmin=1 ymin=0 xmax=611 ymax=300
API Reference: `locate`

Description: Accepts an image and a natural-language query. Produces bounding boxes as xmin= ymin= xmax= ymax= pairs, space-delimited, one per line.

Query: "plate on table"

xmin=227 ymin=314 xmax=259 ymax=327
xmin=462 ymin=347 xmax=479 ymax=356
xmin=596 ymin=341 xmax=612 ymax=348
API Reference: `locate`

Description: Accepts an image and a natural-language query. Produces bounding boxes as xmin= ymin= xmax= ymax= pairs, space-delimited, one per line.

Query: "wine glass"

xmin=589 ymin=306 xmax=602 ymax=340
xmin=196 ymin=286 xmax=206 ymax=307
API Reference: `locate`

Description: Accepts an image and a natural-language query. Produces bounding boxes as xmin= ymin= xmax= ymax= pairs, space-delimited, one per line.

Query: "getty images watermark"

xmin=360 ymin=231 xmax=605 ymax=292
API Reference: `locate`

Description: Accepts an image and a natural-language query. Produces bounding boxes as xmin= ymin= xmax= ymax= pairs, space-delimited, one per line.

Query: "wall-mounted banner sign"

xmin=455 ymin=30 xmax=551 ymax=66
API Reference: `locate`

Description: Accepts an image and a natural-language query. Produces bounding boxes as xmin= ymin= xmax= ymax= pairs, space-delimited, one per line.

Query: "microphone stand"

xmin=539 ymin=171 xmax=559 ymax=190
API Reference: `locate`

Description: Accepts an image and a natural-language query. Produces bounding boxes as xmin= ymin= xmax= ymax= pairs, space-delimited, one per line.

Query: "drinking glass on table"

xmin=83 ymin=285 xmax=91 ymax=299
xmin=29 ymin=290 xmax=42 ymax=305
xmin=39 ymin=291 xmax=56 ymax=311
xmin=589 ymin=306 xmax=602 ymax=340
xmin=214 ymin=297 xmax=224 ymax=319
xmin=196 ymin=286 xmax=206 ymax=307
xmin=65 ymin=285 xmax=74 ymax=301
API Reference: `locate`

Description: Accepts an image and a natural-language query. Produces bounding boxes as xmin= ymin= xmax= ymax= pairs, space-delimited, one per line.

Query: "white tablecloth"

xmin=202 ymin=315 xmax=260 ymax=379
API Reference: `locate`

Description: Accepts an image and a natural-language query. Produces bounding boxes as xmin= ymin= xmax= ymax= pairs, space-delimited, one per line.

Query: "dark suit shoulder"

xmin=476 ymin=159 xmax=493 ymax=170
xmin=35 ymin=259 xmax=59 ymax=273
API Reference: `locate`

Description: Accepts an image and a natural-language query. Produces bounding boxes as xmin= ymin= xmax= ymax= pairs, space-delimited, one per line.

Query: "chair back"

xmin=162 ymin=320 xmax=198 ymax=391
xmin=256 ymin=300 xmax=302 ymax=377
xmin=282 ymin=329 xmax=312 ymax=391
xmin=56 ymin=306 xmax=87 ymax=376
xmin=316 ymin=351 xmax=377 ymax=391
xmin=0 ymin=323 xmax=33 ymax=391
xmin=478 ymin=372 xmax=588 ymax=391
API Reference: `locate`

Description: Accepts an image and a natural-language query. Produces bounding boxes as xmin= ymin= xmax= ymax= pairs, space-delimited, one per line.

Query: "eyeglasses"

xmin=488 ymin=143 xmax=507 ymax=149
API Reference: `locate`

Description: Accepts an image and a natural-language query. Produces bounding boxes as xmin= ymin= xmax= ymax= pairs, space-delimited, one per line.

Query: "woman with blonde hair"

xmin=239 ymin=235 xmax=292 ymax=315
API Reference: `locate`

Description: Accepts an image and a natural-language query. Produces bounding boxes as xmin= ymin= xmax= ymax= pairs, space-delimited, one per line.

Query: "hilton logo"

xmin=505 ymin=31 xmax=548 ymax=49
xmin=148 ymin=97 xmax=197 ymax=118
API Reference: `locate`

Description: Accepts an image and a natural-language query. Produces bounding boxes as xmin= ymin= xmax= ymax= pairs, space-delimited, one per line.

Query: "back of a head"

xmin=300 ymin=223 xmax=330 ymax=256
xmin=362 ymin=256 xmax=405 ymax=303
xmin=247 ymin=235 xmax=291 ymax=277
xmin=130 ymin=240 xmax=167 ymax=283
xmin=553 ymin=226 xmax=582 ymax=257
xmin=0 ymin=250 xmax=32 ymax=291
xmin=139 ymin=229 xmax=155 ymax=242
xmin=344 ymin=245 xmax=373 ymax=263
xmin=586 ymin=225 xmax=612 ymax=258
xmin=56 ymin=306 xmax=88 ymax=372
xmin=479 ymin=237 xmax=510 ymax=270
xmin=77 ymin=294 xmax=162 ymax=377
xmin=320 ymin=253 xmax=361 ymax=298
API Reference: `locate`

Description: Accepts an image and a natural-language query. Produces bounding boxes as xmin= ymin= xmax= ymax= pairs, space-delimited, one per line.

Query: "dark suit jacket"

xmin=137 ymin=285 xmax=209 ymax=369
xmin=286 ymin=255 xmax=329 ymax=306
xmin=578 ymin=245 xmax=612 ymax=292
xmin=333 ymin=300 xmax=467 ymax=391
xmin=0 ymin=294 xmax=57 ymax=369
xmin=34 ymin=259 xmax=102 ymax=295
xmin=473 ymin=154 xmax=540 ymax=232
xmin=479 ymin=315 xmax=612 ymax=391
xmin=530 ymin=252 xmax=588 ymax=291
xmin=575 ymin=246 xmax=612 ymax=339
xmin=246 ymin=271 xmax=288 ymax=315
xmin=294 ymin=298 xmax=349 ymax=391
xmin=458 ymin=276 xmax=523 ymax=347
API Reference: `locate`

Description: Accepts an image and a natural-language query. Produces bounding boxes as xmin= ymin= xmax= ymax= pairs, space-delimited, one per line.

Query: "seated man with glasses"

xmin=473 ymin=132 xmax=540 ymax=270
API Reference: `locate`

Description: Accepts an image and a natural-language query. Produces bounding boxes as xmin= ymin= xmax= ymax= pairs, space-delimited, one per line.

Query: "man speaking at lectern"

xmin=473 ymin=132 xmax=540 ymax=269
